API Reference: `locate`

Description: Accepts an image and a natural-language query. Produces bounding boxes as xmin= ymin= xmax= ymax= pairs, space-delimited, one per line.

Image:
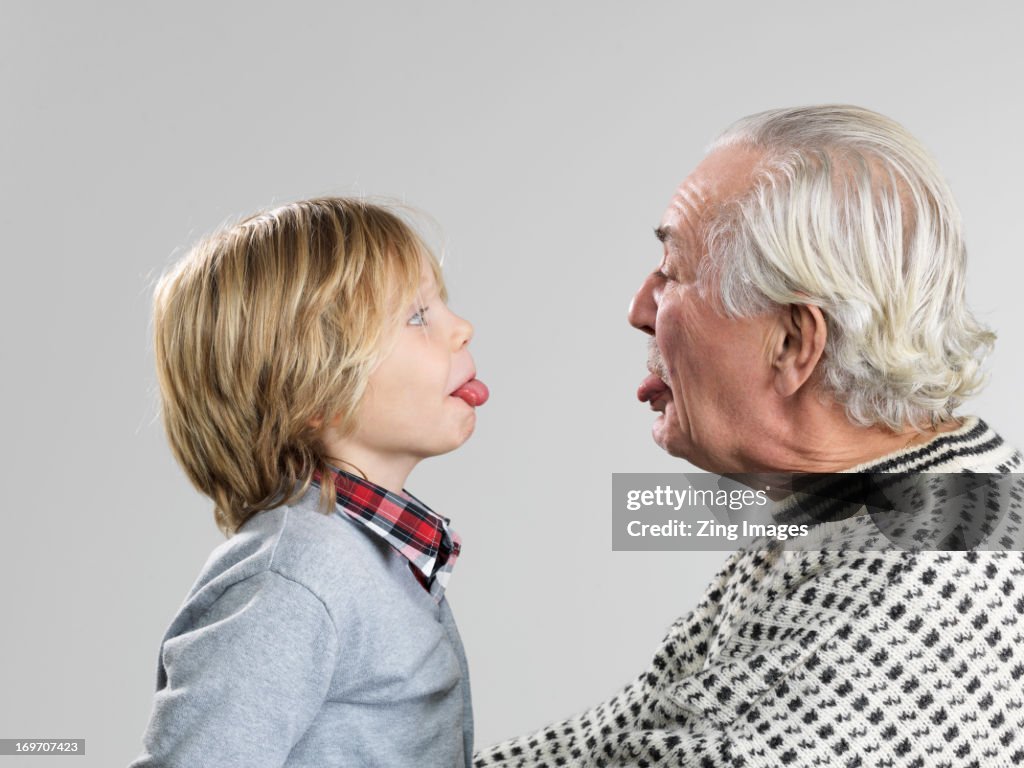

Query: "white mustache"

xmin=647 ymin=340 xmax=668 ymax=380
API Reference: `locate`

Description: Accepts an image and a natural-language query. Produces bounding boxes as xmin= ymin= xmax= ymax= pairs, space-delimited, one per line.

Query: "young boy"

xmin=131 ymin=198 xmax=488 ymax=767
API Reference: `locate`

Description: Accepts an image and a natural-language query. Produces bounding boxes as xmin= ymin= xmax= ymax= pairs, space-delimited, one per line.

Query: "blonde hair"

xmin=154 ymin=197 xmax=445 ymax=535
xmin=701 ymin=105 xmax=995 ymax=431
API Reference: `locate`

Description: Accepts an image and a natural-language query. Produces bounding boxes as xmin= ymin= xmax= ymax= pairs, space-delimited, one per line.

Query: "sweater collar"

xmin=841 ymin=415 xmax=1001 ymax=473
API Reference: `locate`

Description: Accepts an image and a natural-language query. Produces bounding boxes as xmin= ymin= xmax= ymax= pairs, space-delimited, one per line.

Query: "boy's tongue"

xmin=452 ymin=378 xmax=489 ymax=406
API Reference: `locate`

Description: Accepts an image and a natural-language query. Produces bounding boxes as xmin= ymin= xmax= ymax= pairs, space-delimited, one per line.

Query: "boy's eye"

xmin=408 ymin=307 xmax=429 ymax=326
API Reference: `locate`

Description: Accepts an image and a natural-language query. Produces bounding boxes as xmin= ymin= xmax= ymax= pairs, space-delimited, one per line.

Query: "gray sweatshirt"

xmin=130 ymin=485 xmax=474 ymax=767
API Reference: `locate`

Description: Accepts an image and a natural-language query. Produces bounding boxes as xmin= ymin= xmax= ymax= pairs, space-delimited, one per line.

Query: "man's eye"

xmin=655 ymin=269 xmax=672 ymax=282
xmin=408 ymin=307 xmax=429 ymax=326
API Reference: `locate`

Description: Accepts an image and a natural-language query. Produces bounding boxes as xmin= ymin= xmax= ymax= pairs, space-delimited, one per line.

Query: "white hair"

xmin=699 ymin=105 xmax=995 ymax=431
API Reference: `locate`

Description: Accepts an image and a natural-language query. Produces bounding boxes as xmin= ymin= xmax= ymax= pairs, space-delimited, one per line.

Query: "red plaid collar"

xmin=312 ymin=466 xmax=462 ymax=600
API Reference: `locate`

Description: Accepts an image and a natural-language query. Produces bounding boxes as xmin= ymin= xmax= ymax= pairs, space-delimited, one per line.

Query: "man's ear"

xmin=772 ymin=303 xmax=827 ymax=397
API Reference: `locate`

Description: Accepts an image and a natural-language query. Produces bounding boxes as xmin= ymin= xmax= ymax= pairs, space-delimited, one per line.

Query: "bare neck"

xmin=742 ymin=399 xmax=961 ymax=473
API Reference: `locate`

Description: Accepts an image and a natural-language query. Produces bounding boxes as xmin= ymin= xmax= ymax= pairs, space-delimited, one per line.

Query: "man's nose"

xmin=628 ymin=273 xmax=658 ymax=336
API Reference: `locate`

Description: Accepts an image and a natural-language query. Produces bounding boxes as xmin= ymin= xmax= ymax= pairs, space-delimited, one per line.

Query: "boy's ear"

xmin=772 ymin=303 xmax=827 ymax=397
xmin=308 ymin=413 xmax=334 ymax=431
xmin=309 ymin=411 xmax=343 ymax=431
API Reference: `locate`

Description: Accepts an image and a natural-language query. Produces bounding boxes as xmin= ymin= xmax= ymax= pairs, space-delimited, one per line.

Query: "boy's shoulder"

xmin=187 ymin=486 xmax=396 ymax=620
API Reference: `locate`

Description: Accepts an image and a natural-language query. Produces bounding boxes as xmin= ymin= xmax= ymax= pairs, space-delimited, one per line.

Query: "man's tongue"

xmin=452 ymin=378 xmax=489 ymax=406
xmin=637 ymin=373 xmax=670 ymax=403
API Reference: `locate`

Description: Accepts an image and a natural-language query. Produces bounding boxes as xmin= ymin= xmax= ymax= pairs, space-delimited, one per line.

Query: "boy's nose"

xmin=452 ymin=313 xmax=474 ymax=348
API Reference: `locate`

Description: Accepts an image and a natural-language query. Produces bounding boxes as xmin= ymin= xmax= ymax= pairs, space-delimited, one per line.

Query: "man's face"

xmin=628 ymin=145 xmax=781 ymax=472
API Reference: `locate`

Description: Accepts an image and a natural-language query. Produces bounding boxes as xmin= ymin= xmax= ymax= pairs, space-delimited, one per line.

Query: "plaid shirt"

xmin=312 ymin=466 xmax=462 ymax=602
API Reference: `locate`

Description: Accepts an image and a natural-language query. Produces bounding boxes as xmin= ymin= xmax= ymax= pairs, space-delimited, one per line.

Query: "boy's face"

xmin=324 ymin=264 xmax=481 ymax=487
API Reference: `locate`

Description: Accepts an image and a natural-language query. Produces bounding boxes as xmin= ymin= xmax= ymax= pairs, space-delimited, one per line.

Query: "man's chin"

xmin=651 ymin=410 xmax=690 ymax=459
xmin=653 ymin=421 xmax=728 ymax=472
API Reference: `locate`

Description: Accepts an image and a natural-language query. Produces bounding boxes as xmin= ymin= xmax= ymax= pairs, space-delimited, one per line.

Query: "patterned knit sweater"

xmin=475 ymin=416 xmax=1024 ymax=768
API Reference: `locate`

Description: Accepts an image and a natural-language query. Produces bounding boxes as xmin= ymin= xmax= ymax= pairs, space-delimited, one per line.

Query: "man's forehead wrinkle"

xmin=670 ymin=180 xmax=709 ymax=218
xmin=664 ymin=180 xmax=709 ymax=249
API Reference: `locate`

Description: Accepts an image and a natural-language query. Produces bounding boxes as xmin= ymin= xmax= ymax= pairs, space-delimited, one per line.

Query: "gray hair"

xmin=700 ymin=105 xmax=995 ymax=431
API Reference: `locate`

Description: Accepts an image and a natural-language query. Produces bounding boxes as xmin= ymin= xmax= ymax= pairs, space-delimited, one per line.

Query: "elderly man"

xmin=475 ymin=106 xmax=1024 ymax=767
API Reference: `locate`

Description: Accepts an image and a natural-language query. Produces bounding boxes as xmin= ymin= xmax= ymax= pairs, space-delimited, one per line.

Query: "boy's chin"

xmin=449 ymin=411 xmax=477 ymax=450
xmin=420 ymin=413 xmax=477 ymax=458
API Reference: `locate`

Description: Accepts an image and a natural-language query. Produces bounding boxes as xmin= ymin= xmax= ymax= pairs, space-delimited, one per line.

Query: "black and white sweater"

xmin=475 ymin=416 xmax=1024 ymax=768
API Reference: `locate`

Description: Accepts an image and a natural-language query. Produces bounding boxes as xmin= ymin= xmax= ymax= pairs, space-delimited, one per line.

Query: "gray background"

xmin=2 ymin=2 xmax=1022 ymax=766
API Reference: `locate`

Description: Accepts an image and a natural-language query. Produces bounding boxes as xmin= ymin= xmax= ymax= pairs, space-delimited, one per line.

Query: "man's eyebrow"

xmin=654 ymin=226 xmax=670 ymax=244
